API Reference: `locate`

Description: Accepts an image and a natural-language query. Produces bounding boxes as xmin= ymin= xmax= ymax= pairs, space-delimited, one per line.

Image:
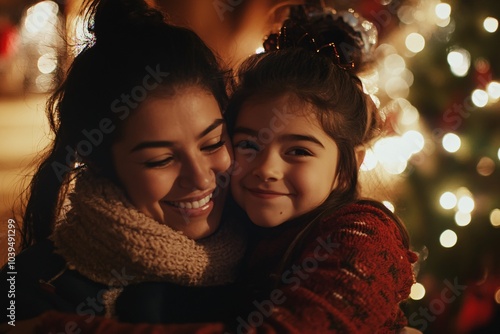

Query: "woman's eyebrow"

xmin=197 ymin=118 xmax=225 ymax=139
xmin=130 ymin=119 xmax=225 ymax=152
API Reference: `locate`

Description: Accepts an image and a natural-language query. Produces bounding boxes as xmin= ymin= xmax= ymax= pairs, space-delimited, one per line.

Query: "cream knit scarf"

xmin=51 ymin=171 xmax=246 ymax=289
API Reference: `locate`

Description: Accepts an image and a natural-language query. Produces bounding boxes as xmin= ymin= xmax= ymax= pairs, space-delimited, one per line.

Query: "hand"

xmin=0 ymin=317 xmax=41 ymax=334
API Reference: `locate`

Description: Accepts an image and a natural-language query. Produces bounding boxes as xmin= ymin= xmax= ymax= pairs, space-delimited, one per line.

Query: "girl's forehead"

xmin=239 ymin=92 xmax=319 ymax=122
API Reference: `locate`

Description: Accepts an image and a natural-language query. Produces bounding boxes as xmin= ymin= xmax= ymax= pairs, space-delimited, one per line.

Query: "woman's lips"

xmin=163 ymin=192 xmax=215 ymax=218
xmin=167 ymin=193 xmax=213 ymax=209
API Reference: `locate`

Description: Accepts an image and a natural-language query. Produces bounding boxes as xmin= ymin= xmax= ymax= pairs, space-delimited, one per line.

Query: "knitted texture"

xmin=40 ymin=202 xmax=418 ymax=333
xmin=238 ymin=201 xmax=418 ymax=333
xmin=51 ymin=171 xmax=246 ymax=287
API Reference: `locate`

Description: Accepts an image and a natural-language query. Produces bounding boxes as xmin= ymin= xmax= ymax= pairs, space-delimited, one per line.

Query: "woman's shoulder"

xmin=1 ymin=239 xmax=65 ymax=279
xmin=1 ymin=239 xmax=108 ymax=321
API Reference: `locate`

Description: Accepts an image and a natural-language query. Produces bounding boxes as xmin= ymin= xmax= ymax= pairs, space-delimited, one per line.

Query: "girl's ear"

xmin=355 ymin=145 xmax=366 ymax=170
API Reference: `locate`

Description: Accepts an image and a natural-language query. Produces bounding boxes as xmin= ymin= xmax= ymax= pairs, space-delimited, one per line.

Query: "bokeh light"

xmin=440 ymin=229 xmax=458 ymax=248
xmin=457 ymin=195 xmax=475 ymax=213
xmin=383 ymin=201 xmax=395 ymax=212
xmin=454 ymin=211 xmax=471 ymax=226
xmin=472 ymin=89 xmax=489 ymax=107
xmin=410 ymin=283 xmax=426 ymax=300
xmin=447 ymin=48 xmax=471 ymax=77
xmin=440 ymin=191 xmax=457 ymax=210
xmin=405 ymin=33 xmax=425 ymax=53
xmin=442 ymin=133 xmax=461 ymax=153
xmin=476 ymin=157 xmax=495 ymax=176
xmin=483 ymin=17 xmax=499 ymax=33
xmin=435 ymin=3 xmax=451 ymax=20
xmin=490 ymin=208 xmax=500 ymax=227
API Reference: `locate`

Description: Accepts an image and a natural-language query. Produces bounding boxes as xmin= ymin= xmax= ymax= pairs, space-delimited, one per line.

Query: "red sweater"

xmin=39 ymin=202 xmax=417 ymax=333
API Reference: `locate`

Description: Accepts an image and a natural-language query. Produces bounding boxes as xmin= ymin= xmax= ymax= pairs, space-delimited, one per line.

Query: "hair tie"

xmin=263 ymin=5 xmax=377 ymax=71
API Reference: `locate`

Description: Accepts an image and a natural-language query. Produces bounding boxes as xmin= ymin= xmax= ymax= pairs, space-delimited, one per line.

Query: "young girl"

xmin=3 ymin=5 xmax=418 ymax=334
xmin=0 ymin=0 xmax=245 ymax=323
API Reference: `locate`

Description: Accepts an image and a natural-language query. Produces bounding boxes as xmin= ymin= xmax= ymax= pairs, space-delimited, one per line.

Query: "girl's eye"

xmin=287 ymin=148 xmax=313 ymax=156
xmin=234 ymin=140 xmax=260 ymax=152
xmin=202 ymin=139 xmax=226 ymax=153
xmin=144 ymin=157 xmax=173 ymax=168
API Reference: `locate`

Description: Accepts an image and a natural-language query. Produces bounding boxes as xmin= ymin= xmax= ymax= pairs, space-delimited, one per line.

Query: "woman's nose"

xmin=179 ymin=156 xmax=213 ymax=190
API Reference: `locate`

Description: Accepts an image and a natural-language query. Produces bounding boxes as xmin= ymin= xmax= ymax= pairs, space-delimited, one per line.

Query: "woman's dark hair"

xmin=21 ymin=0 xmax=230 ymax=248
xmin=226 ymin=7 xmax=411 ymax=275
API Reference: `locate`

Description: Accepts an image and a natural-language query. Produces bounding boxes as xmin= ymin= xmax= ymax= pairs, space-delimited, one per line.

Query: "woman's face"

xmin=112 ymin=85 xmax=232 ymax=239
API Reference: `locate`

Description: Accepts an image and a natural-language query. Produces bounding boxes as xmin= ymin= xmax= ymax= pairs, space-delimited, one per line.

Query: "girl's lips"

xmin=246 ymin=188 xmax=288 ymax=199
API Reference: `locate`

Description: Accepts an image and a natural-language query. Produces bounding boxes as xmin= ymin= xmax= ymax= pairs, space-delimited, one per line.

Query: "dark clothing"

xmin=39 ymin=201 xmax=417 ymax=333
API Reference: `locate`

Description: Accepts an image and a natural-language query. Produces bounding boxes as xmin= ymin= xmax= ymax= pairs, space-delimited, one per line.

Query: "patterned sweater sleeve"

xmin=38 ymin=203 xmax=417 ymax=334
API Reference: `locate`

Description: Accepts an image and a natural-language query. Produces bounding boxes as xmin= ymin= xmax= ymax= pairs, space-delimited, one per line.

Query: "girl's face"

xmin=112 ymin=85 xmax=232 ymax=239
xmin=231 ymin=93 xmax=339 ymax=228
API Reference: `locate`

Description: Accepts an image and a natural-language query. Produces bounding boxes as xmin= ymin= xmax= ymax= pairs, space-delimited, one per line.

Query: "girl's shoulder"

xmin=321 ymin=200 xmax=397 ymax=226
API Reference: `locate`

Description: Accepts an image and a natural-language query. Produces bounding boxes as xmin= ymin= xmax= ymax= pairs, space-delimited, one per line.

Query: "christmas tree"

xmin=332 ymin=0 xmax=500 ymax=332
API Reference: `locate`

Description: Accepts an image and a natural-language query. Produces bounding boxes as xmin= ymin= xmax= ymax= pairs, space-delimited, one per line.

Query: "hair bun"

xmin=84 ymin=0 xmax=165 ymax=43
xmin=263 ymin=6 xmax=377 ymax=72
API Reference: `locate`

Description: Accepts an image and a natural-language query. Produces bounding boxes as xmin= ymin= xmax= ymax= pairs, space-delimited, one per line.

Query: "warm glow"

xmin=255 ymin=47 xmax=265 ymax=54
xmin=442 ymin=133 xmax=461 ymax=153
xmin=360 ymin=148 xmax=377 ymax=171
xmin=384 ymin=54 xmax=406 ymax=75
xmin=454 ymin=211 xmax=471 ymax=226
xmin=472 ymin=89 xmax=489 ymax=107
xmin=476 ymin=157 xmax=495 ymax=176
xmin=457 ymin=195 xmax=475 ymax=213
xmin=410 ymin=283 xmax=426 ymax=300
xmin=440 ymin=229 xmax=458 ymax=248
xmin=435 ymin=3 xmax=451 ymax=20
xmin=402 ymin=130 xmax=425 ymax=154
xmin=440 ymin=191 xmax=457 ymax=210
xmin=483 ymin=17 xmax=499 ymax=33
xmin=373 ymin=137 xmax=409 ymax=175
xmin=385 ymin=77 xmax=409 ymax=99
xmin=490 ymin=209 xmax=500 ymax=227
xmin=447 ymin=49 xmax=471 ymax=77
xmin=487 ymin=81 xmax=500 ymax=99
xmin=24 ymin=1 xmax=59 ymax=36
xmin=383 ymin=201 xmax=395 ymax=213
xmin=405 ymin=33 xmax=425 ymax=53
xmin=399 ymin=103 xmax=420 ymax=125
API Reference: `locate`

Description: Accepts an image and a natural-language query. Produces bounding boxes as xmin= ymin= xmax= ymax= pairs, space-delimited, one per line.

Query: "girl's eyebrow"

xmin=130 ymin=118 xmax=225 ymax=152
xmin=232 ymin=126 xmax=258 ymax=137
xmin=233 ymin=127 xmax=324 ymax=148
xmin=279 ymin=134 xmax=325 ymax=148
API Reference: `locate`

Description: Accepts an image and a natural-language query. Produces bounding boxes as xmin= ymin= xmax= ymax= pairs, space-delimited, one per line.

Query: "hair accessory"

xmin=263 ymin=5 xmax=378 ymax=71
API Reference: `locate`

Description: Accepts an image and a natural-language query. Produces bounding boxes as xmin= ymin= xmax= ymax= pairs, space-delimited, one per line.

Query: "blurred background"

xmin=0 ymin=0 xmax=499 ymax=332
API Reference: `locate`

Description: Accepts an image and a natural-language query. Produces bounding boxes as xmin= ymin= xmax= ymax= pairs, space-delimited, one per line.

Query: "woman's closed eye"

xmin=202 ymin=139 xmax=226 ymax=153
xmin=144 ymin=156 xmax=174 ymax=168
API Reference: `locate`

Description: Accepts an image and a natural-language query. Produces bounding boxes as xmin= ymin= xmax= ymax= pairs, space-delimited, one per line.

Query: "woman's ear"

xmin=355 ymin=146 xmax=366 ymax=170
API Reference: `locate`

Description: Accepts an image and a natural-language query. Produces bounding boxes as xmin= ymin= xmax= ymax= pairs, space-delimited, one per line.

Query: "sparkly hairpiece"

xmin=263 ymin=5 xmax=378 ymax=71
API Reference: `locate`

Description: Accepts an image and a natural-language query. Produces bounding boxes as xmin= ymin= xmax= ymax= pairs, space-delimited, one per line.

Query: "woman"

xmin=0 ymin=0 xmax=245 ymax=323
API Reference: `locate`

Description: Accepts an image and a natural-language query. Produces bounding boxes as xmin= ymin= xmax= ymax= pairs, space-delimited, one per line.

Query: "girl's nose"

xmin=251 ymin=150 xmax=283 ymax=182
